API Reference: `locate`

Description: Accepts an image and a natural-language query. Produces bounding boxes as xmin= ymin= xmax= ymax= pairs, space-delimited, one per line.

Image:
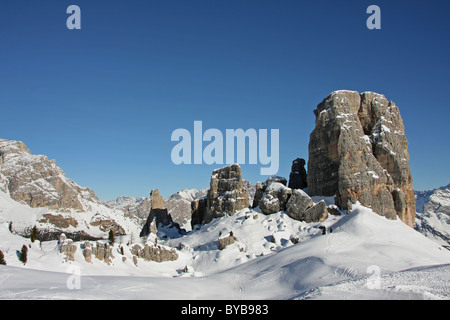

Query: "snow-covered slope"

xmin=0 ymin=190 xmax=142 ymax=241
xmin=1 ymin=203 xmax=449 ymax=299
xmin=415 ymin=183 xmax=450 ymax=248
xmin=0 ymin=139 xmax=142 ymax=240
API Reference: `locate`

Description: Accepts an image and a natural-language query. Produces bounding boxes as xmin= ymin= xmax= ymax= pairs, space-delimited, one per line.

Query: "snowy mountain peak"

xmin=0 ymin=138 xmax=99 ymax=211
xmin=0 ymin=138 xmax=142 ymax=240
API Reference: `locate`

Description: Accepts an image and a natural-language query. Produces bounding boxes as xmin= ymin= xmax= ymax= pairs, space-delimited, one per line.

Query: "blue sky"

xmin=0 ymin=0 xmax=449 ymax=200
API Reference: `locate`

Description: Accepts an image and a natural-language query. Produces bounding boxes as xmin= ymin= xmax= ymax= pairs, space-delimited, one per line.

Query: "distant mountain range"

xmin=104 ymin=181 xmax=256 ymax=231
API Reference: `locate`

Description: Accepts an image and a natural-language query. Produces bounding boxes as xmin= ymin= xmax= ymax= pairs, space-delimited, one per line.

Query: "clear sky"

xmin=1 ymin=0 xmax=449 ymax=200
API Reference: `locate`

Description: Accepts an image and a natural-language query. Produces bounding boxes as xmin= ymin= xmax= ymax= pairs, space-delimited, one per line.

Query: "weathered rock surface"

xmin=307 ymin=90 xmax=415 ymax=227
xmin=165 ymin=189 xmax=208 ymax=230
xmin=193 ymin=164 xmax=250 ymax=225
xmin=252 ymin=176 xmax=297 ymax=215
xmin=0 ymin=138 xmax=138 ymax=240
xmin=39 ymin=214 xmax=78 ymax=229
xmin=108 ymin=182 xmax=254 ymax=231
xmin=218 ymin=233 xmax=238 ymax=250
xmin=92 ymin=241 xmax=114 ymax=264
xmin=131 ymin=243 xmax=178 ymax=262
xmin=82 ymin=241 xmax=93 ymax=263
xmin=288 ymin=158 xmax=308 ymax=190
xmin=191 ymin=197 xmax=207 ymax=228
xmin=303 ymin=200 xmax=328 ymax=223
xmin=252 ymin=181 xmax=265 ymax=209
xmin=285 ymin=189 xmax=314 ymax=220
xmin=59 ymin=234 xmax=77 ymax=262
xmin=0 ymin=139 xmax=98 ymax=211
xmin=140 ymin=189 xmax=180 ymax=238
xmin=89 ymin=215 xmax=126 ymax=235
xmin=259 ymin=182 xmax=292 ymax=215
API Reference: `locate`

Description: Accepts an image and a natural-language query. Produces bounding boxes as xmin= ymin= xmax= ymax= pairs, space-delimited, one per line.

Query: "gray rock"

xmin=59 ymin=238 xmax=77 ymax=262
xmin=140 ymin=189 xmax=180 ymax=237
xmin=327 ymin=205 xmax=342 ymax=216
xmin=307 ymin=90 xmax=415 ymax=227
xmin=196 ymin=164 xmax=250 ymax=225
xmin=288 ymin=158 xmax=308 ymax=190
xmin=92 ymin=241 xmax=113 ymax=265
xmin=83 ymin=241 xmax=92 ymax=263
xmin=131 ymin=243 xmax=178 ymax=262
xmin=303 ymin=200 xmax=328 ymax=223
xmin=285 ymin=189 xmax=314 ymax=220
xmin=0 ymin=139 xmax=98 ymax=211
xmin=252 ymin=182 xmax=265 ymax=208
xmin=259 ymin=182 xmax=292 ymax=215
xmin=259 ymin=192 xmax=281 ymax=215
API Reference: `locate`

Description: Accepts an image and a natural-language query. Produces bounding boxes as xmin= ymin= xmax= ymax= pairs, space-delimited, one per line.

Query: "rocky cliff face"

xmin=0 ymin=138 xmax=142 ymax=239
xmin=191 ymin=164 xmax=250 ymax=226
xmin=307 ymin=90 xmax=415 ymax=227
xmin=106 ymin=189 xmax=210 ymax=231
xmin=165 ymin=189 xmax=208 ymax=230
xmin=204 ymin=164 xmax=250 ymax=224
xmin=0 ymin=139 xmax=98 ymax=211
xmin=140 ymin=189 xmax=181 ymax=238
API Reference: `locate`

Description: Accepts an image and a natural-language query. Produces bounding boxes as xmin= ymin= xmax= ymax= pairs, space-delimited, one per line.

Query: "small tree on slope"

xmin=0 ymin=250 xmax=6 ymax=265
xmin=108 ymin=229 xmax=115 ymax=246
xmin=19 ymin=245 xmax=28 ymax=265
xmin=30 ymin=226 xmax=38 ymax=243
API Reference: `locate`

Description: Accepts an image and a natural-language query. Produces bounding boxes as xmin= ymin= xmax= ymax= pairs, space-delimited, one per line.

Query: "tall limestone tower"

xmin=307 ymin=90 xmax=416 ymax=227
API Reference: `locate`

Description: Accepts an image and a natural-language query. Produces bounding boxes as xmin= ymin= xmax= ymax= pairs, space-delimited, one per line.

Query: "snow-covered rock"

xmin=415 ymin=183 xmax=450 ymax=248
xmin=0 ymin=139 xmax=142 ymax=240
xmin=0 ymin=139 xmax=97 ymax=211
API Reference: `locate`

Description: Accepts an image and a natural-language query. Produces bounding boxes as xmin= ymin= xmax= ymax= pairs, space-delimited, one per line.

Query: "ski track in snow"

xmin=295 ymin=264 xmax=450 ymax=300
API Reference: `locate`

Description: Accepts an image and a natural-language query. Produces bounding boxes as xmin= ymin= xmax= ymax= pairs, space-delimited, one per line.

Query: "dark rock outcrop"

xmin=288 ymin=158 xmax=308 ymax=190
xmin=307 ymin=90 xmax=415 ymax=227
xmin=140 ymin=189 xmax=180 ymax=237
xmin=252 ymin=182 xmax=265 ymax=209
xmin=191 ymin=197 xmax=207 ymax=228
